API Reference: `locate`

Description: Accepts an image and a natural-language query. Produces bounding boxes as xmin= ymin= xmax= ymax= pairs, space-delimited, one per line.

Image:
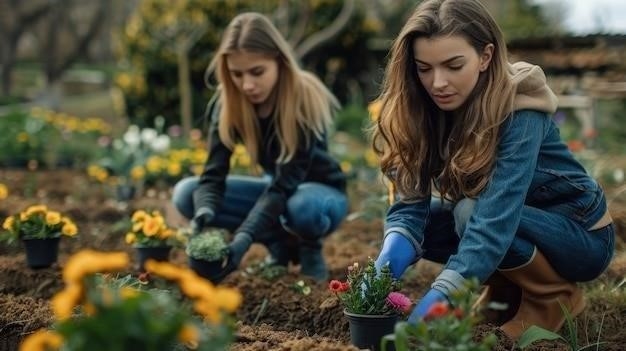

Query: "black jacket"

xmin=193 ymin=97 xmax=347 ymax=238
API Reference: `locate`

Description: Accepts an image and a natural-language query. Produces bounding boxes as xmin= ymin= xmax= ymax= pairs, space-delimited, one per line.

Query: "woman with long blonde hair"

xmin=371 ymin=0 xmax=614 ymax=340
xmin=172 ymin=12 xmax=347 ymax=282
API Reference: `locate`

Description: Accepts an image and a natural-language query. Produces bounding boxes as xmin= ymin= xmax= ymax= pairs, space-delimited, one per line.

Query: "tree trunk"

xmin=177 ymin=47 xmax=192 ymax=137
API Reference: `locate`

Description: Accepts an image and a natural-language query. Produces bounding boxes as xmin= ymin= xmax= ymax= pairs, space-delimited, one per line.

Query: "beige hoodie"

xmin=509 ymin=61 xmax=558 ymax=114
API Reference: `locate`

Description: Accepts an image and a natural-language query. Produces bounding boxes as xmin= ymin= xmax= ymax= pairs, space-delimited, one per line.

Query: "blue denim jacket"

xmin=384 ymin=109 xmax=608 ymax=293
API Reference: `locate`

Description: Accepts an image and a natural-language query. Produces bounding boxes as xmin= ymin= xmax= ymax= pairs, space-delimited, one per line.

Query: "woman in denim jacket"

xmin=370 ymin=0 xmax=615 ymax=340
xmin=172 ymin=12 xmax=348 ymax=282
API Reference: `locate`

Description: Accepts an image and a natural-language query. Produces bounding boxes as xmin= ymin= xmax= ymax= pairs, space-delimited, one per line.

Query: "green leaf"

xmin=517 ymin=325 xmax=564 ymax=349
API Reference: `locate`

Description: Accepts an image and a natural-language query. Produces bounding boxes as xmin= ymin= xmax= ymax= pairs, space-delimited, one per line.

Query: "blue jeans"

xmin=171 ymin=175 xmax=348 ymax=242
xmin=422 ymin=198 xmax=614 ymax=282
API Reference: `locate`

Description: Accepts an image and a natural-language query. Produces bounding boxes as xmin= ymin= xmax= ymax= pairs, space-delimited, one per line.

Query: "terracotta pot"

xmin=135 ymin=246 xmax=172 ymax=271
xmin=344 ymin=310 xmax=398 ymax=351
xmin=22 ymin=237 xmax=61 ymax=269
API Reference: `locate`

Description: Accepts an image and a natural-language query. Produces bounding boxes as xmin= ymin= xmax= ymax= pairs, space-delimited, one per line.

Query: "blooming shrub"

xmin=329 ymin=258 xmax=411 ymax=315
xmin=387 ymin=279 xmax=497 ymax=351
xmin=1 ymin=205 xmax=78 ymax=244
xmin=124 ymin=209 xmax=178 ymax=247
xmin=20 ymin=249 xmax=242 ymax=351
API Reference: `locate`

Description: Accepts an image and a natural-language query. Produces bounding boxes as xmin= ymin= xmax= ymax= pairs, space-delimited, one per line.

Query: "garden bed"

xmin=1 ymin=169 xmax=625 ymax=350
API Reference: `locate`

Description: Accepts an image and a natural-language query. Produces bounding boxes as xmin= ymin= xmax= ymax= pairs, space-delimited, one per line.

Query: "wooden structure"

xmin=508 ymin=34 xmax=626 ymax=134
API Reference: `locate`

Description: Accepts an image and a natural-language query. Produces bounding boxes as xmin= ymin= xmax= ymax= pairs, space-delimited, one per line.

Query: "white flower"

xmin=613 ymin=169 xmax=624 ymax=183
xmin=123 ymin=125 xmax=141 ymax=149
xmin=150 ymin=135 xmax=171 ymax=153
xmin=140 ymin=128 xmax=158 ymax=145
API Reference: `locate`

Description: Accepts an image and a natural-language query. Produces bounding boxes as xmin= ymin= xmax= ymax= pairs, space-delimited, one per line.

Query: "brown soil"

xmin=1 ymin=169 xmax=625 ymax=351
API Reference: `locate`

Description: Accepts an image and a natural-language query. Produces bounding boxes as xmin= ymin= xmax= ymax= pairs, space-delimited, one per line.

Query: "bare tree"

xmin=0 ymin=0 xmax=51 ymax=97
xmin=36 ymin=0 xmax=107 ymax=108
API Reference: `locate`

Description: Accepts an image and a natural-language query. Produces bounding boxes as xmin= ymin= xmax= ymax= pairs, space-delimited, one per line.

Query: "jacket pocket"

xmin=528 ymin=169 xmax=601 ymax=221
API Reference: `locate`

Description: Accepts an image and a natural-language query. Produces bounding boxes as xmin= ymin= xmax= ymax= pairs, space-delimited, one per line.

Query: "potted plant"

xmin=328 ymin=258 xmax=412 ymax=351
xmin=185 ymin=229 xmax=229 ymax=283
xmin=125 ymin=209 xmax=178 ymax=271
xmin=1 ymin=204 xmax=78 ymax=269
xmin=20 ymin=249 xmax=242 ymax=351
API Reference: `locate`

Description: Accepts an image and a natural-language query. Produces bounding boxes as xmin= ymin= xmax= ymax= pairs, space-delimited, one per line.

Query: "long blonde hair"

xmin=206 ymin=12 xmax=339 ymax=164
xmin=372 ymin=0 xmax=515 ymax=201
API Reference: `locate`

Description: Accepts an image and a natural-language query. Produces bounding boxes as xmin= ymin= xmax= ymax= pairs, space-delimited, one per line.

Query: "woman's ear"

xmin=479 ymin=43 xmax=494 ymax=72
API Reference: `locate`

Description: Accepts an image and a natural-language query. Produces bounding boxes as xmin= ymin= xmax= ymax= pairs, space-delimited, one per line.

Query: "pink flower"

xmin=386 ymin=292 xmax=412 ymax=313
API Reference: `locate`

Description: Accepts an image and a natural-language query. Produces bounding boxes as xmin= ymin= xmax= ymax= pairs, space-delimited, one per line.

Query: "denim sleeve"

xmin=383 ymin=196 xmax=430 ymax=258
xmin=435 ymin=110 xmax=548 ymax=293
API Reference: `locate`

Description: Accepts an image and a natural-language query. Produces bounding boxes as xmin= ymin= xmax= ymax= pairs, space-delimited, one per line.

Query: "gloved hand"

xmin=208 ymin=232 xmax=253 ymax=283
xmin=407 ymin=288 xmax=448 ymax=324
xmin=190 ymin=207 xmax=215 ymax=234
xmin=374 ymin=232 xmax=417 ymax=279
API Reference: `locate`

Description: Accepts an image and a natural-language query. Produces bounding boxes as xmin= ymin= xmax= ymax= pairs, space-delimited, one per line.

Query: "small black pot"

xmin=188 ymin=257 xmax=227 ymax=283
xmin=22 ymin=237 xmax=61 ymax=269
xmin=135 ymin=246 xmax=172 ymax=271
xmin=344 ymin=310 xmax=398 ymax=351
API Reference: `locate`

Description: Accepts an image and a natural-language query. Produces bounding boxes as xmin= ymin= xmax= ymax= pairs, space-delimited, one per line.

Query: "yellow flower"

xmin=51 ymin=284 xmax=83 ymax=320
xmin=0 ymin=183 xmax=8 ymax=199
xmin=125 ymin=232 xmax=136 ymax=244
xmin=25 ymin=205 xmax=48 ymax=216
xmin=145 ymin=260 xmax=188 ymax=281
xmin=2 ymin=216 xmax=14 ymax=231
xmin=19 ymin=329 xmax=63 ymax=351
xmin=46 ymin=211 xmax=62 ymax=225
xmin=63 ymin=250 xmax=130 ymax=284
xmin=142 ymin=216 xmax=160 ymax=236
xmin=131 ymin=210 xmax=148 ymax=222
xmin=61 ymin=222 xmax=78 ymax=237
xmin=368 ymin=100 xmax=382 ymax=121
xmin=177 ymin=323 xmax=199 ymax=345
xmin=213 ymin=287 xmax=243 ymax=312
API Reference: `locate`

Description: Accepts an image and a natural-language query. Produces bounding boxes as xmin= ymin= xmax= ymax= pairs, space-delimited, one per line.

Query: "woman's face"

xmin=413 ymin=35 xmax=493 ymax=111
xmin=226 ymin=51 xmax=279 ymax=107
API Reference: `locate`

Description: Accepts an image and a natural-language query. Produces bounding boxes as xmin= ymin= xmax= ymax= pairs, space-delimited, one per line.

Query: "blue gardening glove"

xmin=408 ymin=288 xmax=448 ymax=324
xmin=190 ymin=207 xmax=215 ymax=234
xmin=374 ymin=232 xmax=417 ymax=279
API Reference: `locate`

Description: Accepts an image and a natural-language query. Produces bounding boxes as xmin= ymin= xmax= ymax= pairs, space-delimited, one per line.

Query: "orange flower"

xmin=424 ymin=301 xmax=450 ymax=321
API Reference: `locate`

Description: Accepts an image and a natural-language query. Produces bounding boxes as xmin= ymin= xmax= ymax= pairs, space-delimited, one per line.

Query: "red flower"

xmin=329 ymin=280 xmax=343 ymax=293
xmin=329 ymin=280 xmax=350 ymax=293
xmin=424 ymin=301 xmax=449 ymax=321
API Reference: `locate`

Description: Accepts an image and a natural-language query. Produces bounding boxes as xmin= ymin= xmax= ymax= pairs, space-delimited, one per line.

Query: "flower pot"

xmin=344 ymin=310 xmax=398 ymax=351
xmin=189 ymin=257 xmax=227 ymax=283
xmin=116 ymin=184 xmax=136 ymax=202
xmin=135 ymin=246 xmax=172 ymax=271
xmin=22 ymin=237 xmax=61 ymax=269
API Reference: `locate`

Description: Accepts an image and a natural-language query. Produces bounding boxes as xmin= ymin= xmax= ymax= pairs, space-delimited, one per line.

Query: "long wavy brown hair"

xmin=206 ymin=12 xmax=339 ymax=164
xmin=371 ymin=0 xmax=515 ymax=201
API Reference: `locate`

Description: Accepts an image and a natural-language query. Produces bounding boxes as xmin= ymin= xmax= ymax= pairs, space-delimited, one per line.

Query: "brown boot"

xmin=498 ymin=249 xmax=586 ymax=340
xmin=472 ymin=272 xmax=521 ymax=325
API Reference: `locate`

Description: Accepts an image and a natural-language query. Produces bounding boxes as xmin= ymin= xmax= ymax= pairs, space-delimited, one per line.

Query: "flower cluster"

xmin=185 ymin=229 xmax=229 ymax=261
xmin=93 ymin=123 xmax=171 ymax=185
xmin=389 ymin=278 xmax=497 ymax=351
xmin=1 ymin=205 xmax=78 ymax=244
xmin=20 ymin=249 xmax=242 ymax=351
xmin=125 ymin=209 xmax=177 ymax=247
xmin=329 ymin=258 xmax=411 ymax=315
